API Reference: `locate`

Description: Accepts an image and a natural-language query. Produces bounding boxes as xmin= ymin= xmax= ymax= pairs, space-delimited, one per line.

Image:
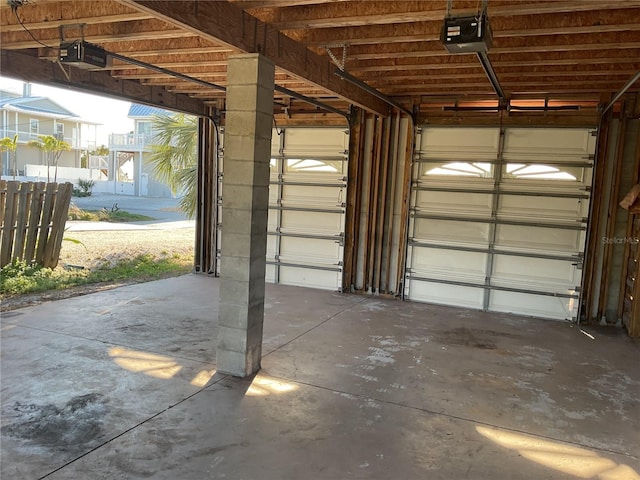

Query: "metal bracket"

xmin=324 ymin=44 xmax=349 ymax=71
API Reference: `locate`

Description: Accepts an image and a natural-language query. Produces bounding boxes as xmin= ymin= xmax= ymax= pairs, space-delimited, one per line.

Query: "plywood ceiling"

xmin=1 ymin=0 xmax=639 ymax=117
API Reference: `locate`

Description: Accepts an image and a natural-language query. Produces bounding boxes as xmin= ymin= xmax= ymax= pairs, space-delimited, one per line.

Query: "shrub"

xmin=73 ymin=178 xmax=97 ymax=197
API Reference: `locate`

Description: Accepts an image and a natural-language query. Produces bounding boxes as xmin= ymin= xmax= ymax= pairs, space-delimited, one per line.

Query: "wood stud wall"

xmin=343 ymin=109 xmax=413 ymax=296
xmin=580 ymin=97 xmax=640 ymax=333
xmin=618 ymin=115 xmax=640 ymax=335
xmin=194 ymin=115 xmax=219 ymax=275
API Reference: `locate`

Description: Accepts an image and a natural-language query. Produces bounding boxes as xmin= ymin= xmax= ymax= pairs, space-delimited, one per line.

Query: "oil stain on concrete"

xmin=2 ymin=393 xmax=108 ymax=453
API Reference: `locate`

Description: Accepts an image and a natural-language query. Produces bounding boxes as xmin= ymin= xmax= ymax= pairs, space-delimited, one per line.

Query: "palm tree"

xmin=0 ymin=134 xmax=18 ymax=179
xmin=28 ymin=135 xmax=71 ymax=182
xmin=93 ymin=145 xmax=110 ymax=156
xmin=147 ymin=113 xmax=198 ymax=218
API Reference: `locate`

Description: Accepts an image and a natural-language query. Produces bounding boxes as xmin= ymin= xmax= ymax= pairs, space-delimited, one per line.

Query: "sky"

xmin=0 ymin=76 xmax=134 ymax=146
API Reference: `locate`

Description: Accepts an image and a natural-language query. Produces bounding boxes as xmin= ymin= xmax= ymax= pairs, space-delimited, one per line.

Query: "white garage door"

xmin=265 ymin=128 xmax=348 ymax=291
xmin=405 ymin=126 xmax=595 ymax=320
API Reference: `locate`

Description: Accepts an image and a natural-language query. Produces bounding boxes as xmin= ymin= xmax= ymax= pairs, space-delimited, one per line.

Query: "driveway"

xmin=68 ymin=193 xmax=194 ymax=231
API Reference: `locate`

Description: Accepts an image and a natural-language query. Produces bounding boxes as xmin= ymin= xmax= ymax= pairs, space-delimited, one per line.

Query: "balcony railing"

xmin=1 ymin=128 xmax=91 ymax=150
xmin=109 ymin=133 xmax=153 ymax=149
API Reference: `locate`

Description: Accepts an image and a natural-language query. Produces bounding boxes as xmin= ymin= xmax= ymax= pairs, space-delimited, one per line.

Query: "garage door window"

xmin=504 ymin=163 xmax=583 ymax=181
xmin=426 ymin=162 xmax=492 ymax=177
xmin=285 ymin=158 xmax=342 ymax=173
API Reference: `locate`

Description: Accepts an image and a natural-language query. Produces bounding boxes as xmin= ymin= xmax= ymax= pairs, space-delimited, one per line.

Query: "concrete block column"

xmin=216 ymin=53 xmax=275 ymax=377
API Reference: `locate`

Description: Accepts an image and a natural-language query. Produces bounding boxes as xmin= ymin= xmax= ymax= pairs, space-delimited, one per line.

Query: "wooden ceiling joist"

xmin=284 ymin=8 xmax=640 ymax=46
xmin=0 ymin=0 xmax=638 ymax=115
xmin=254 ymin=0 xmax=640 ymax=30
xmin=0 ymin=19 xmax=195 ymax=50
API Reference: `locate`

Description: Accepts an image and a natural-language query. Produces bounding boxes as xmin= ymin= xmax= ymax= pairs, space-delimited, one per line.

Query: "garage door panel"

xmin=269 ymin=184 xmax=279 ymax=203
xmin=503 ymin=128 xmax=595 ymax=160
xmin=409 ymin=281 xmax=484 ymax=310
xmin=283 ymin=128 xmax=348 ymax=157
xmin=220 ymin=127 xmax=346 ymax=292
xmin=491 ymin=255 xmax=579 ymax=288
xmin=413 ymin=218 xmax=490 ymax=246
xmin=267 ymin=209 xmax=278 ymax=230
xmin=495 ymin=224 xmax=583 ymax=253
xmin=279 ymin=267 xmax=340 ymax=290
xmin=498 ymin=196 xmax=586 ymax=221
xmin=418 ymin=127 xmax=500 ymax=159
xmin=265 ymin=264 xmax=276 ymax=283
xmin=281 ymin=211 xmax=343 ymax=233
xmin=411 ymin=247 xmax=487 ymax=283
xmin=282 ymin=184 xmax=343 ymax=207
xmin=407 ymin=125 xmax=593 ymax=321
xmin=489 ymin=291 xmax=576 ymax=320
xmin=271 ymin=134 xmax=281 ymax=156
xmin=266 ymin=236 xmax=278 ymax=257
xmin=279 ymin=237 xmax=341 ymax=264
xmin=415 ymin=190 xmax=493 ymax=216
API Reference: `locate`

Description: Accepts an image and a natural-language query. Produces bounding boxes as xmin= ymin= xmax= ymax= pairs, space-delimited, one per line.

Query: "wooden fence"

xmin=0 ymin=180 xmax=73 ymax=269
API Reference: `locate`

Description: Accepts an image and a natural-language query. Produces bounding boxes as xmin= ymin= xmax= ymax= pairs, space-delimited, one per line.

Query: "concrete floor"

xmin=1 ymin=275 xmax=639 ymax=480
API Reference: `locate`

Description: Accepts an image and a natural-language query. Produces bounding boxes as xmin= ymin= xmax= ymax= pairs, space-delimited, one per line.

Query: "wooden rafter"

xmin=120 ymin=0 xmax=389 ymax=115
xmin=253 ymin=0 xmax=640 ymax=30
xmin=0 ymin=0 xmax=638 ymax=110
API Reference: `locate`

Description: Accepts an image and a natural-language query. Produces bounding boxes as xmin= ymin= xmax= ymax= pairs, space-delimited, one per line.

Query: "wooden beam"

xmin=254 ymin=0 xmax=640 ymax=30
xmin=236 ymin=0 xmax=344 ymax=9
xmin=0 ymin=2 xmax=153 ymax=32
xmin=336 ymin=31 xmax=640 ymax=61
xmin=416 ymin=114 xmax=599 ymax=127
xmin=0 ymin=19 xmax=194 ymax=50
xmin=111 ymin=63 xmax=228 ymax=76
xmin=357 ymin=64 xmax=640 ymax=81
xmin=0 ymin=49 xmax=206 ymax=117
xmin=101 ymin=38 xmax=233 ymax=57
xmin=284 ymin=8 xmax=640 ymax=46
xmin=120 ymin=0 xmax=389 ymax=115
xmin=347 ymin=49 xmax=640 ymax=72
xmin=139 ymin=73 xmax=294 ymax=84
xmin=104 ymin=52 xmax=230 ymax=70
xmin=383 ymin=79 xmax=632 ymax=95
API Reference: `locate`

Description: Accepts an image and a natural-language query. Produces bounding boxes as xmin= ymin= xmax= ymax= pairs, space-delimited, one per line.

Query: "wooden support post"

xmin=383 ymin=112 xmax=402 ymax=293
xmin=360 ymin=114 xmax=375 ymax=290
xmin=343 ymin=108 xmax=365 ymax=291
xmin=366 ymin=116 xmax=383 ymax=292
xmin=581 ymin=108 xmax=612 ymax=321
xmin=195 ymin=115 xmax=218 ymax=275
xmin=395 ymin=120 xmax=416 ymax=298
xmin=374 ymin=116 xmax=392 ymax=293
xmin=597 ymin=109 xmax=627 ymax=318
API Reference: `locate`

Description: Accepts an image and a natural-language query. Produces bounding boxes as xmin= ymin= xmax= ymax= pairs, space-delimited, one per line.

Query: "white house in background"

xmin=0 ymin=83 xmax=99 ymax=177
xmin=108 ymin=103 xmax=173 ymax=198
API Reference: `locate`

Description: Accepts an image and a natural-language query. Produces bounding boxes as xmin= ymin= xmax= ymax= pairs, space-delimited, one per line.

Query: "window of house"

xmin=29 ymin=119 xmax=39 ymax=136
xmin=55 ymin=122 xmax=64 ymax=139
xmin=137 ymin=121 xmax=152 ymax=138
